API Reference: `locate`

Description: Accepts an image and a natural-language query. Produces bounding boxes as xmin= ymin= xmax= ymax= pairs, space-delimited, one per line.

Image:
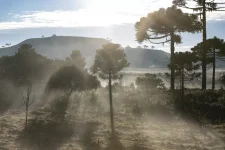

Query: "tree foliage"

xmin=85 ymin=73 xmax=101 ymax=90
xmin=173 ymin=0 xmax=225 ymax=12
xmin=46 ymin=66 xmax=85 ymax=92
xmin=91 ymin=43 xmax=130 ymax=80
xmin=91 ymin=43 xmax=129 ymax=135
xmin=168 ymin=52 xmax=201 ymax=100
xmin=135 ymin=5 xmax=202 ymax=44
xmin=136 ymin=73 xmax=165 ymax=89
xmin=173 ymin=0 xmax=225 ymax=90
xmin=0 ymin=44 xmax=51 ymax=85
xmin=47 ymin=49 xmax=100 ymax=93
xmin=66 ymin=50 xmax=86 ymax=70
xmin=171 ymin=52 xmax=201 ymax=80
xmin=192 ymin=37 xmax=225 ymax=90
xmin=135 ymin=5 xmax=201 ymax=91
xmin=46 ymin=66 xmax=100 ymax=93
xmin=191 ymin=37 xmax=225 ymax=61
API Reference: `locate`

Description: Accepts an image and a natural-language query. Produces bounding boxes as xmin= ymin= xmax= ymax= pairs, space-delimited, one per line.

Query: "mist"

xmin=1 ymin=1 xmax=225 ymax=149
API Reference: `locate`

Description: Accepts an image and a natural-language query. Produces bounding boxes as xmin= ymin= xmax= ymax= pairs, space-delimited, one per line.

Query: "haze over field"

xmin=1 ymin=0 xmax=225 ymax=150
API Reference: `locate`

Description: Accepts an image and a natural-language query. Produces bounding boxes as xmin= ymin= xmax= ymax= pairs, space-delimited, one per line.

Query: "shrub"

xmin=0 ymin=81 xmax=18 ymax=113
xmin=19 ymin=117 xmax=74 ymax=150
xmin=85 ymin=73 xmax=101 ymax=90
xmin=136 ymin=73 xmax=165 ymax=89
xmin=50 ymin=95 xmax=69 ymax=121
xmin=46 ymin=66 xmax=100 ymax=93
xmin=175 ymin=90 xmax=225 ymax=123
xmin=46 ymin=65 xmax=85 ymax=92
xmin=219 ymin=72 xmax=225 ymax=86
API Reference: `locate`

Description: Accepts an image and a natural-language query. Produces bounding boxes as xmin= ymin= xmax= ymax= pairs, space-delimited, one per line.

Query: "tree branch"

xmin=148 ymin=39 xmax=171 ymax=45
xmin=147 ymin=34 xmax=170 ymax=40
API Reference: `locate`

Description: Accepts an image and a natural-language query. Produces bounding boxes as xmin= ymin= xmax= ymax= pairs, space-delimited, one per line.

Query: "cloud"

xmin=0 ymin=0 xmax=224 ymax=30
xmin=0 ymin=10 xmax=143 ymax=30
xmin=0 ymin=0 xmax=172 ymax=30
xmin=207 ymin=12 xmax=225 ymax=21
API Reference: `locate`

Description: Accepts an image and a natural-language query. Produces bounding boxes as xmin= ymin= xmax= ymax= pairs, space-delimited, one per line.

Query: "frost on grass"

xmin=0 ymin=89 xmax=225 ymax=150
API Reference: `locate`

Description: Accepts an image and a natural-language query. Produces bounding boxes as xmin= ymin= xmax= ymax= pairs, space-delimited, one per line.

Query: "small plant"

xmin=219 ymin=72 xmax=225 ymax=86
xmin=50 ymin=94 xmax=70 ymax=122
xmin=21 ymin=83 xmax=36 ymax=131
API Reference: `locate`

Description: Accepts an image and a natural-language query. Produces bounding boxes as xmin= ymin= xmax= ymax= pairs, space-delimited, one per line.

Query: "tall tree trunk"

xmin=202 ymin=0 xmax=207 ymax=90
xmin=181 ymin=67 xmax=184 ymax=102
xmin=212 ymin=47 xmax=216 ymax=90
xmin=108 ymin=71 xmax=115 ymax=135
xmin=25 ymin=103 xmax=28 ymax=132
xmin=180 ymin=69 xmax=182 ymax=91
xmin=170 ymin=32 xmax=175 ymax=91
xmin=179 ymin=69 xmax=182 ymax=105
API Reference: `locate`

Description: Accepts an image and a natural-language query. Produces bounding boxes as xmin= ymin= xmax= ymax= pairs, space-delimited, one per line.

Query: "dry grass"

xmin=0 ymin=110 xmax=24 ymax=150
xmin=0 ymin=89 xmax=225 ymax=150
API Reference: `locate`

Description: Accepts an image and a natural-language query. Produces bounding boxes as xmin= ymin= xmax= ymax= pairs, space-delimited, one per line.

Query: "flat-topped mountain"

xmin=0 ymin=36 xmax=170 ymax=68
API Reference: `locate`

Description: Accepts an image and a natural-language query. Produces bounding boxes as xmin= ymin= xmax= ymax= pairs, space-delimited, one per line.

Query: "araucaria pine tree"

xmin=135 ymin=5 xmax=202 ymax=92
xmin=173 ymin=0 xmax=225 ymax=90
xmin=91 ymin=43 xmax=129 ymax=135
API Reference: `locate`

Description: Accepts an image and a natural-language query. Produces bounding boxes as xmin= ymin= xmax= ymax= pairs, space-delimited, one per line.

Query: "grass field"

xmin=1 ymin=88 xmax=225 ymax=150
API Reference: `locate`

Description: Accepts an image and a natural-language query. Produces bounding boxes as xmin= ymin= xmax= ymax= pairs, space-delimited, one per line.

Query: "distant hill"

xmin=0 ymin=36 xmax=170 ymax=68
xmin=124 ymin=48 xmax=170 ymax=68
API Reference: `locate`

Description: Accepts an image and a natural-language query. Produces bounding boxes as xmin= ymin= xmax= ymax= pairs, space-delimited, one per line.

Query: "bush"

xmin=50 ymin=95 xmax=69 ymax=121
xmin=175 ymin=90 xmax=225 ymax=123
xmin=46 ymin=65 xmax=85 ymax=92
xmin=0 ymin=44 xmax=52 ymax=85
xmin=46 ymin=66 xmax=100 ymax=93
xmin=19 ymin=117 xmax=74 ymax=149
xmin=0 ymin=81 xmax=19 ymax=113
xmin=219 ymin=72 xmax=225 ymax=86
xmin=136 ymin=73 xmax=165 ymax=89
xmin=85 ymin=73 xmax=101 ymax=90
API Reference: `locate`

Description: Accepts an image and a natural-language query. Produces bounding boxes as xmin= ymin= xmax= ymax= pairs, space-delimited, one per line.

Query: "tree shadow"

xmin=103 ymin=134 xmax=154 ymax=150
xmin=77 ymin=121 xmax=100 ymax=150
xmin=129 ymin=143 xmax=153 ymax=150
xmin=18 ymin=117 xmax=102 ymax=150
xmin=104 ymin=134 xmax=124 ymax=150
xmin=18 ymin=118 xmax=74 ymax=150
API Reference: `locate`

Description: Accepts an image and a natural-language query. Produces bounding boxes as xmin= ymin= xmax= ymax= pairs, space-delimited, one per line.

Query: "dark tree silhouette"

xmin=47 ymin=50 xmax=100 ymax=93
xmin=84 ymin=72 xmax=101 ymax=90
xmin=173 ymin=0 xmax=225 ymax=90
xmin=136 ymin=73 xmax=165 ymax=89
xmin=135 ymin=5 xmax=201 ymax=91
xmin=66 ymin=50 xmax=86 ymax=70
xmin=192 ymin=37 xmax=225 ymax=90
xmin=0 ymin=44 xmax=51 ymax=85
xmin=143 ymin=45 xmax=148 ymax=49
xmin=168 ymin=52 xmax=200 ymax=100
xmin=5 ymin=43 xmax=11 ymax=47
xmin=91 ymin=43 xmax=129 ymax=135
xmin=46 ymin=65 xmax=85 ymax=94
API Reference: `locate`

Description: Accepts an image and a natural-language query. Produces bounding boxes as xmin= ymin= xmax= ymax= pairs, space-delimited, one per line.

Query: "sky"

xmin=0 ymin=0 xmax=225 ymax=53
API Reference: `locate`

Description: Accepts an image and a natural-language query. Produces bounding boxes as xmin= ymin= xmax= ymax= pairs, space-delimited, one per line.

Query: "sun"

xmin=77 ymin=0 xmax=150 ymax=27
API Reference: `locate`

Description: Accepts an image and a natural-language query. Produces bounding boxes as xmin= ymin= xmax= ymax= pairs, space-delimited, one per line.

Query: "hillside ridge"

xmin=0 ymin=36 xmax=170 ymax=68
